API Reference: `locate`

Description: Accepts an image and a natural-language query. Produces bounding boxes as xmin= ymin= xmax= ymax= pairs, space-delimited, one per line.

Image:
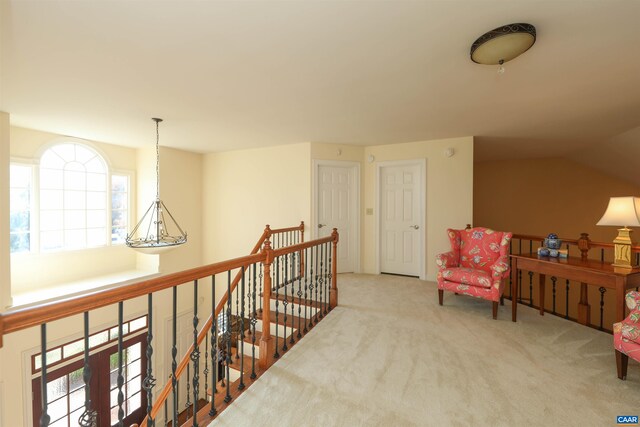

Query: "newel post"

xmin=578 ymin=233 xmax=591 ymax=261
xmin=330 ymin=228 xmax=339 ymax=309
xmin=299 ymin=221 xmax=305 ymax=277
xmin=259 ymin=238 xmax=274 ymax=369
xmin=0 ymin=314 xmax=4 ymax=348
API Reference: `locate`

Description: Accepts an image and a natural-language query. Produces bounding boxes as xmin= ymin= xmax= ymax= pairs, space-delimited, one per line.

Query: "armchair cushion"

xmin=441 ymin=267 xmax=492 ymax=289
xmin=621 ymin=291 xmax=640 ymax=344
xmin=459 ymin=228 xmax=505 ymax=273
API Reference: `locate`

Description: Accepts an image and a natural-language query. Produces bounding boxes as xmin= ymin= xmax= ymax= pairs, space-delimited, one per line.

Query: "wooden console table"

xmin=510 ymin=254 xmax=640 ymax=325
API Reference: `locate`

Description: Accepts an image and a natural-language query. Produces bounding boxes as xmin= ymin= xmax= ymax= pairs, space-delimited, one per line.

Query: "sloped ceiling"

xmin=1 ymin=1 xmax=639 ymax=157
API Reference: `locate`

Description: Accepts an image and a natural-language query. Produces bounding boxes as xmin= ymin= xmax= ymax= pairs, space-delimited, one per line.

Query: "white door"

xmin=379 ymin=162 xmax=423 ymax=277
xmin=316 ymin=162 xmax=359 ymax=273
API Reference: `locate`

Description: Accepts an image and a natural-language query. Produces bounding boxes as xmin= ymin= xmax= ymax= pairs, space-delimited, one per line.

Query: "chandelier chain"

xmin=155 ymin=119 xmax=160 ymax=201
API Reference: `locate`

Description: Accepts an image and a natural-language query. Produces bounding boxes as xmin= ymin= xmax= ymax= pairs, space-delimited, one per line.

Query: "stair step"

xmin=266 ymin=298 xmax=320 ymax=318
xmin=240 ymin=329 xmax=288 ymax=358
xmin=270 ymin=292 xmax=328 ymax=309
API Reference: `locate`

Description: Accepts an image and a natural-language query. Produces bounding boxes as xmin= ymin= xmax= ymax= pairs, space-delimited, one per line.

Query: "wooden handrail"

xmin=1 ymin=252 xmax=264 ymax=336
xmin=512 ymin=233 xmax=640 ymax=251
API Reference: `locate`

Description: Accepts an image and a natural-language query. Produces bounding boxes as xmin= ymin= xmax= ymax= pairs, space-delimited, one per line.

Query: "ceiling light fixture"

xmin=126 ymin=118 xmax=187 ymax=254
xmin=470 ymin=23 xmax=536 ymax=74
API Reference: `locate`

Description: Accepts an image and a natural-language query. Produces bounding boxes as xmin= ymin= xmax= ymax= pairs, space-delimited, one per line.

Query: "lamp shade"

xmin=470 ymin=23 xmax=536 ymax=65
xmin=596 ymin=196 xmax=640 ymax=227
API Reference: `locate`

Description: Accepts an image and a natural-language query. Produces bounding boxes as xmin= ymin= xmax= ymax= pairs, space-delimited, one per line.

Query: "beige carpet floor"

xmin=212 ymin=273 xmax=639 ymax=426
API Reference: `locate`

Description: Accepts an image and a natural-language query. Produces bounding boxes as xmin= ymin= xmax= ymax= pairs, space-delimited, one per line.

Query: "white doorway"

xmin=313 ymin=160 xmax=360 ymax=273
xmin=376 ymin=160 xmax=425 ymax=278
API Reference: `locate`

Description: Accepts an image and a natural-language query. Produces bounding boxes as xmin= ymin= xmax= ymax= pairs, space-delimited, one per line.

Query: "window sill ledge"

xmin=10 ymin=269 xmax=160 ymax=309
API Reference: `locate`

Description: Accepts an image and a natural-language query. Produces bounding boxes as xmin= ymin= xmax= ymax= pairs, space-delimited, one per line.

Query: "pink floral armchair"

xmin=614 ymin=290 xmax=640 ymax=380
xmin=436 ymin=227 xmax=513 ymax=319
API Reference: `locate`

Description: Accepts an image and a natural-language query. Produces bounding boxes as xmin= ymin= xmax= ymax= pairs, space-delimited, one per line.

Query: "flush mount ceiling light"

xmin=126 ymin=118 xmax=187 ymax=254
xmin=470 ymin=23 xmax=536 ymax=73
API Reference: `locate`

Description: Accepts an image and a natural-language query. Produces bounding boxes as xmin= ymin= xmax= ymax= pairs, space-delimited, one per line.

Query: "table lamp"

xmin=596 ymin=196 xmax=640 ymax=268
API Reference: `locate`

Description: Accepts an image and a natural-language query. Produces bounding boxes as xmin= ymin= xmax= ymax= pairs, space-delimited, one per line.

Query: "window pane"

xmin=126 ymin=375 xmax=140 ymax=398
xmin=9 ymin=211 xmax=30 ymax=231
xmin=64 ymin=191 xmax=86 ymax=210
xmin=87 ymin=228 xmax=106 ymax=247
xmin=87 ymin=191 xmax=106 ymax=209
xmin=109 ymin=324 xmax=129 ymax=341
xmin=69 ymin=386 xmax=84 ymax=411
xmin=110 ymin=369 xmax=118 ymax=390
xmin=129 ymin=317 xmax=146 ymax=332
xmin=69 ymin=367 xmax=84 ymax=392
xmin=41 ymin=189 xmax=64 ymax=210
xmin=64 ymin=229 xmax=86 ymax=249
xmin=40 ymin=169 xmax=63 ymax=189
xmin=126 ymin=360 xmax=141 ymax=381
xmin=127 ymin=343 xmax=141 ymax=362
xmin=41 ymin=150 xmax=65 ymax=169
xmin=41 ymin=230 xmax=63 ymax=251
xmin=47 ymin=393 xmax=68 ymax=421
xmin=74 ymin=145 xmax=95 ymax=164
xmin=112 ymin=192 xmax=127 ymax=210
xmin=10 ymin=232 xmax=30 ymax=253
xmin=87 ymin=210 xmax=106 ymax=228
xmin=126 ymin=392 xmax=141 ymax=416
xmin=69 ymin=408 xmax=83 ymax=426
xmin=49 ymin=415 xmax=68 ymax=427
xmin=10 ymin=164 xmax=32 ymax=187
xmin=41 ymin=210 xmax=63 ymax=231
xmin=10 ymin=189 xmax=30 ymax=211
xmin=86 ymin=173 xmax=106 ymax=191
xmin=63 ymin=340 xmax=84 ymax=358
xmin=112 ymin=227 xmax=127 ymax=244
xmin=52 ymin=144 xmax=75 ymax=162
xmin=85 ymin=156 xmax=105 ymax=174
xmin=46 ymin=376 xmax=68 ymax=402
xmin=34 ymin=347 xmax=62 ymax=370
xmin=64 ymin=170 xmax=86 ymax=191
xmin=64 ymin=210 xmax=86 ymax=229
xmin=110 ymin=404 xmax=119 ymax=426
xmin=88 ymin=331 xmax=109 ymax=348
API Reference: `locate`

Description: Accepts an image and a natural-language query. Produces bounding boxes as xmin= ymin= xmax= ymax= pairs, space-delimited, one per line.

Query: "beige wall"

xmin=0 ymin=112 xmax=10 ymax=427
xmin=364 ymin=137 xmax=474 ymax=280
xmin=202 ymin=142 xmax=312 ymax=263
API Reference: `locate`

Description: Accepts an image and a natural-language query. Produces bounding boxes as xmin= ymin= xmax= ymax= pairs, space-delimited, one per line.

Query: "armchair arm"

xmin=625 ymin=291 xmax=640 ymax=310
xmin=489 ymin=255 xmax=510 ymax=278
xmin=436 ymin=251 xmax=458 ymax=269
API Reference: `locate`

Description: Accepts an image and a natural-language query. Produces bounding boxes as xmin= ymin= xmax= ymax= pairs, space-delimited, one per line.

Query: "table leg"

xmin=512 ymin=263 xmax=518 ymax=322
xmin=577 ymin=282 xmax=591 ymax=325
xmin=539 ymin=273 xmax=545 ymax=316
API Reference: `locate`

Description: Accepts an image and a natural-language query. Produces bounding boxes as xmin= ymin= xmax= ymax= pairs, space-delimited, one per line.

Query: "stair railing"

xmin=0 ymin=221 xmax=338 ymax=427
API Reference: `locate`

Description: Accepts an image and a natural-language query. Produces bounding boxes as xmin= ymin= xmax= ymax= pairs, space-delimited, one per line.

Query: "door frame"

xmin=311 ymin=159 xmax=361 ymax=273
xmin=375 ymin=159 xmax=427 ymax=280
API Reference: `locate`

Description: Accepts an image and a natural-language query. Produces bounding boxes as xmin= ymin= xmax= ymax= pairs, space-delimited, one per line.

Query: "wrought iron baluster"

xmin=529 ymin=240 xmax=532 ymax=254
xmin=599 ymin=287 xmax=607 ymax=330
xmin=78 ymin=312 xmax=96 ymax=427
xmin=318 ymin=243 xmax=324 ymax=320
xmin=39 ymin=324 xmax=50 ymax=427
xmin=601 ymin=249 xmax=605 ymax=262
xmin=144 ymin=293 xmax=156 ymax=427
xmin=309 ymin=246 xmax=315 ymax=329
xmin=304 ymin=247 xmax=310 ymax=333
xmin=117 ymin=302 xmax=125 ymax=426
xmin=164 ymin=397 xmax=168 ymax=427
xmin=209 ymin=275 xmax=217 ymax=417
xmin=324 ymin=242 xmax=330 ymax=315
xmin=251 ymin=263 xmax=258 ymax=380
xmin=171 ymin=286 xmax=178 ymax=426
xmin=224 ymin=271 xmax=232 ymax=403
xmin=185 ymin=363 xmax=191 ymax=411
xmin=235 ymin=274 xmax=240 ymax=361
xmin=289 ymin=252 xmax=296 ymax=345
xmin=191 ymin=280 xmax=200 ymax=426
xmin=528 ymin=271 xmax=533 ymax=307
xmin=551 ymin=276 xmax=557 ymax=315
xmin=203 ymin=333 xmax=209 ymax=400
xmin=508 ymin=240 xmax=513 ymax=299
xmin=282 ymin=254 xmax=289 ymax=352
xmin=297 ymin=252 xmax=303 ymax=339
xmin=327 ymin=241 xmax=332 ymax=313
xmin=259 ymin=263 xmax=264 ymax=314
xmin=239 ymin=266 xmax=246 ymax=390
xmin=518 ymin=270 xmax=522 ymax=304
xmin=315 ymin=245 xmax=320 ymax=324
xmin=274 ymin=256 xmax=281 ymax=359
xmin=565 ymin=279 xmax=570 ymax=320
xmin=518 ymin=239 xmax=522 ymax=255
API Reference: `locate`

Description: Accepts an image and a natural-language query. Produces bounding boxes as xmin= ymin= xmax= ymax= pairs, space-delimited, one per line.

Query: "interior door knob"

xmin=318 ymin=224 xmax=327 ymax=229
xmin=410 ymin=225 xmax=419 ymax=229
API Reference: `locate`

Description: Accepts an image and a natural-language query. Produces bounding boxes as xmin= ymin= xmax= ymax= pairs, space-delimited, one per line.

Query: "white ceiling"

xmin=1 ymin=0 xmax=639 ymax=158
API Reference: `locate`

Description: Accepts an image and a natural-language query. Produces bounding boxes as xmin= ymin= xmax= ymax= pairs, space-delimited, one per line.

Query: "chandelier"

xmin=126 ymin=118 xmax=187 ymax=254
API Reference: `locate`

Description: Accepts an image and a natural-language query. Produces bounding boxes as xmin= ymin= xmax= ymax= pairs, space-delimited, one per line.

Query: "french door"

xmin=32 ymin=333 xmax=147 ymax=427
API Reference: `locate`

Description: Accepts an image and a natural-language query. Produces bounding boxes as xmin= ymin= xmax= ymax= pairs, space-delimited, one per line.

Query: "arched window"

xmin=39 ymin=143 xmax=109 ymax=251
